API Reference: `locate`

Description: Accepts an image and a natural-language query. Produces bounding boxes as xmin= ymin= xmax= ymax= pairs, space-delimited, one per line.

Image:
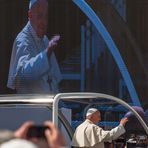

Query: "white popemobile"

xmin=0 ymin=93 xmax=147 ymax=147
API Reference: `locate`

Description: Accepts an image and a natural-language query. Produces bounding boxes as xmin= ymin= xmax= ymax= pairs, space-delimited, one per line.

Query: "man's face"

xmin=92 ymin=111 xmax=101 ymax=124
xmin=29 ymin=0 xmax=48 ymax=38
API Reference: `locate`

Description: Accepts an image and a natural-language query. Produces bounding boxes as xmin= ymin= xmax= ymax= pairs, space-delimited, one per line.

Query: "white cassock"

xmin=7 ymin=21 xmax=62 ymax=94
xmin=72 ymin=119 xmax=125 ymax=148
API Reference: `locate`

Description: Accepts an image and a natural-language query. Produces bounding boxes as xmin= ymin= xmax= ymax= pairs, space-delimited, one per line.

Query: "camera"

xmin=27 ymin=125 xmax=49 ymax=139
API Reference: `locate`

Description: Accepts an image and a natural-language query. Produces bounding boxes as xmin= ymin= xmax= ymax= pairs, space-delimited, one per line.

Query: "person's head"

xmin=28 ymin=0 xmax=48 ymax=38
xmin=124 ymin=106 xmax=146 ymax=135
xmin=86 ymin=108 xmax=101 ymax=124
xmin=0 ymin=139 xmax=38 ymax=148
xmin=124 ymin=106 xmax=145 ymax=121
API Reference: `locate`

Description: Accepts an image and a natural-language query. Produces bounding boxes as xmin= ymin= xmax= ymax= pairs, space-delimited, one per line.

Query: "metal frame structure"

xmin=72 ymin=0 xmax=141 ymax=106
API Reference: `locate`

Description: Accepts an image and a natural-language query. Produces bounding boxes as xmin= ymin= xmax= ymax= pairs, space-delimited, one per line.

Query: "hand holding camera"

xmin=14 ymin=121 xmax=66 ymax=148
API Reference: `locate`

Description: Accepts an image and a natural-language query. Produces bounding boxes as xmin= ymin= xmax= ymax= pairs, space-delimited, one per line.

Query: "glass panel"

xmin=0 ymin=106 xmax=52 ymax=130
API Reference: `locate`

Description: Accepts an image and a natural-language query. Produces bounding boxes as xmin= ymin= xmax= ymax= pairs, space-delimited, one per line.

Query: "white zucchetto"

xmin=86 ymin=108 xmax=98 ymax=117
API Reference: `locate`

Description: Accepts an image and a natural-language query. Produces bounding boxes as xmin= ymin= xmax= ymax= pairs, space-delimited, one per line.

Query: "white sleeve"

xmin=109 ymin=124 xmax=125 ymax=140
xmin=96 ymin=124 xmax=125 ymax=142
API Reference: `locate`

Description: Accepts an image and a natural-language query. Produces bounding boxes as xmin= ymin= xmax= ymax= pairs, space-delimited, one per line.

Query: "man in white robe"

xmin=7 ymin=0 xmax=62 ymax=94
xmin=72 ymin=108 xmax=128 ymax=148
